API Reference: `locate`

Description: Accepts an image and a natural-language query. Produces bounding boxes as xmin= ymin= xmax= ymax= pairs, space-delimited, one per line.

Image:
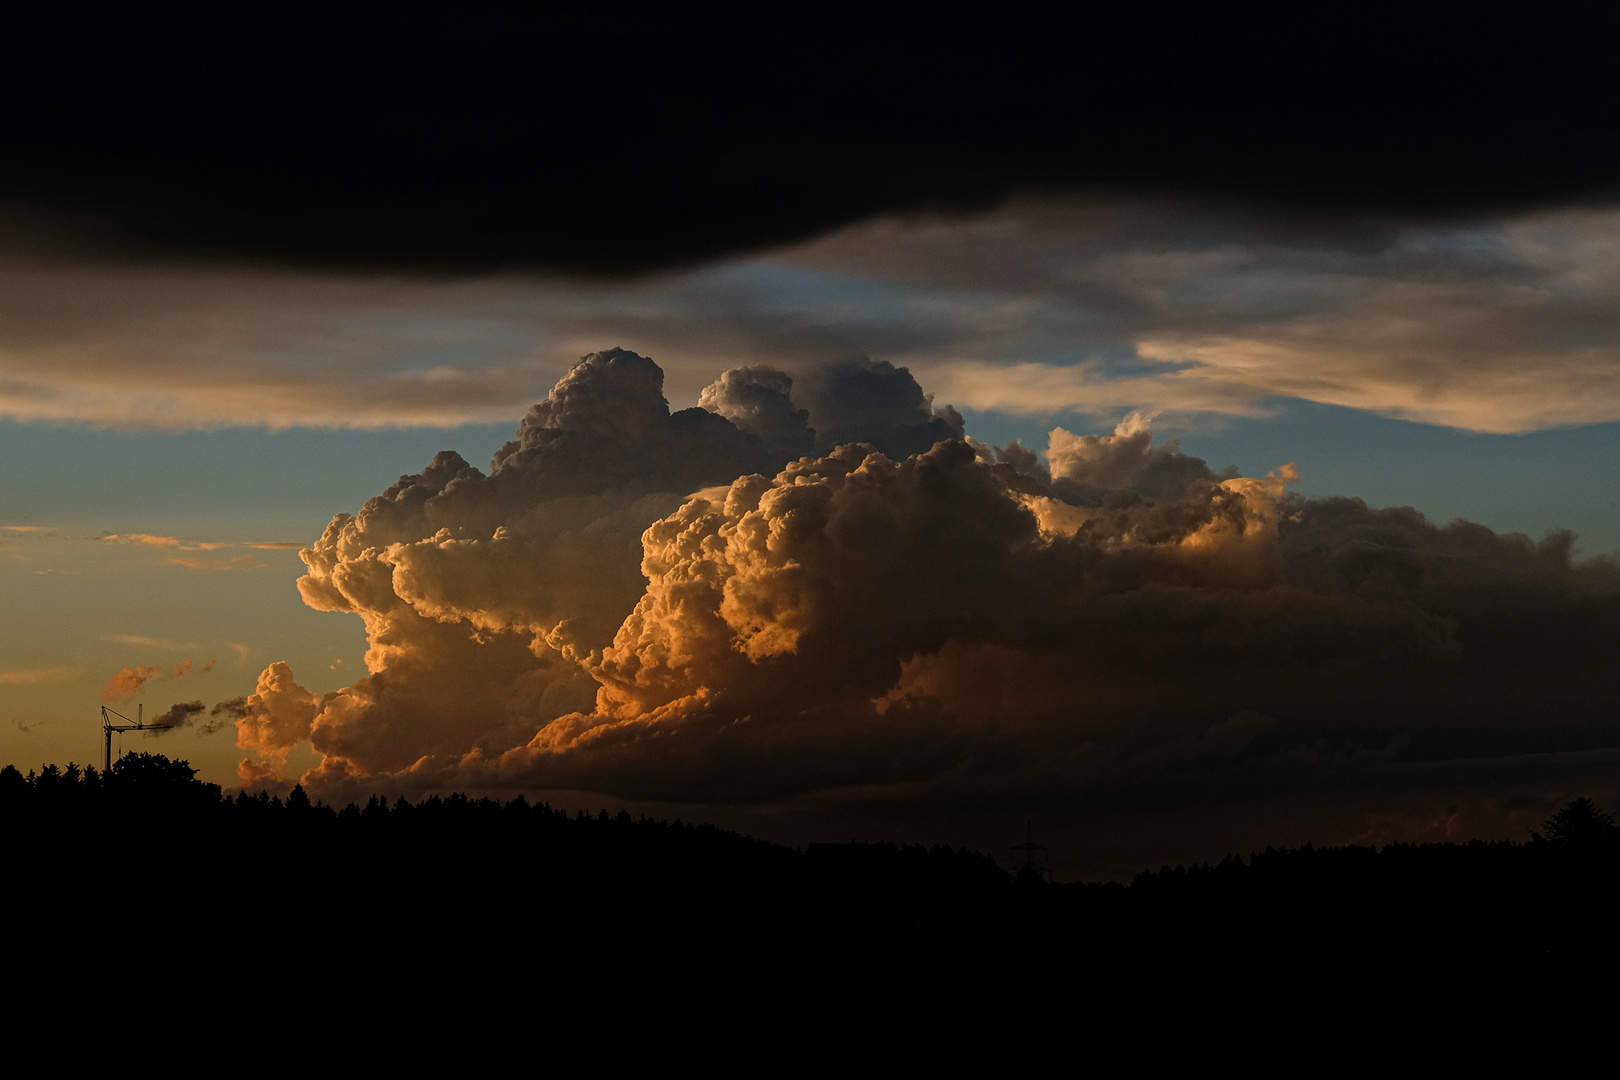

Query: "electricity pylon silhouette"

xmin=1012 ymin=819 xmax=1049 ymax=884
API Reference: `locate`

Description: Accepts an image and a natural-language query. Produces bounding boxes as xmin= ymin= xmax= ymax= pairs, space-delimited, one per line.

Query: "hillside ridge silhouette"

xmin=8 ymin=753 xmax=1617 ymax=980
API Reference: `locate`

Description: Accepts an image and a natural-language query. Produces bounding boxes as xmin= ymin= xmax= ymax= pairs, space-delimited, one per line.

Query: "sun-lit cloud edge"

xmin=90 ymin=533 xmax=304 ymax=569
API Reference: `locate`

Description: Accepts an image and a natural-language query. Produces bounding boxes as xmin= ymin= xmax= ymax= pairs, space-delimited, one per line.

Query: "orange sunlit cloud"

xmin=101 ymin=533 xmax=262 ymax=554
xmin=101 ymin=533 xmax=182 ymax=547
xmin=168 ymin=554 xmax=268 ymax=571
xmin=96 ymin=534 xmax=287 ymax=560
xmin=100 ymin=663 xmax=161 ymax=703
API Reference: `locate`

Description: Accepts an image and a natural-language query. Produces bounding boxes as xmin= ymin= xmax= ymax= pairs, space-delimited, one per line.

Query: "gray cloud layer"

xmin=8 ymin=200 xmax=1620 ymax=433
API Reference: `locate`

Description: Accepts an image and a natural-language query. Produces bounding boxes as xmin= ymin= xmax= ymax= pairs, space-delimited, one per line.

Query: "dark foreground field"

xmin=8 ymin=753 xmax=1617 ymax=1008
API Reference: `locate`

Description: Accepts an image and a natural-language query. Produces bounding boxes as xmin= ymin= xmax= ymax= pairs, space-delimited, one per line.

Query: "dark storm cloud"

xmin=792 ymin=358 xmax=965 ymax=458
xmin=4 ymin=5 xmax=1620 ymax=273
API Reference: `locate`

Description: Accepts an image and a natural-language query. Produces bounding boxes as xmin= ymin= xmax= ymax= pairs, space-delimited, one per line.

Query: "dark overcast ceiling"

xmin=5 ymin=3 xmax=1619 ymax=274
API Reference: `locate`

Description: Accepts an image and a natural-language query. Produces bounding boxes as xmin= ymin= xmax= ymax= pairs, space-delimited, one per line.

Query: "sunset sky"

xmin=4 ymin=7 xmax=1619 ymax=875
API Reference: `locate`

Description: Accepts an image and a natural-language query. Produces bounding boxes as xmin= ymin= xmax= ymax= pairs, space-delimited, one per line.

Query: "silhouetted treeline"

xmin=7 ymin=754 xmax=1618 ymax=984
xmin=1049 ymin=826 xmax=1620 ymax=974
xmin=3 ymin=754 xmax=1010 ymax=969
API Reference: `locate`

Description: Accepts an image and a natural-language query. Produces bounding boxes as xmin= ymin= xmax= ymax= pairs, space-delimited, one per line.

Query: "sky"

xmin=4 ymin=7 xmax=1620 ymax=876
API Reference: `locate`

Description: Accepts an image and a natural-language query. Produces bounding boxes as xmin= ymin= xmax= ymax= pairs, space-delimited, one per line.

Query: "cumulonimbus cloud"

xmin=230 ymin=351 xmax=1620 ymax=826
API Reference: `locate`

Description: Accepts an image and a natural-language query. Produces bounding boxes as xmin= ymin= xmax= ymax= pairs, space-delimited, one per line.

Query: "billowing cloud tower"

xmin=236 ymin=349 xmax=1620 ymax=836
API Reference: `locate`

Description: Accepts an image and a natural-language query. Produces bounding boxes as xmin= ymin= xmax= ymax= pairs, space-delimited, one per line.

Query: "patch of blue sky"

xmin=1025 ymin=344 xmax=1202 ymax=379
xmin=0 ymin=418 xmax=518 ymax=538
xmin=1393 ymin=222 xmax=1525 ymax=267
xmin=1142 ymin=252 xmax=1369 ymax=318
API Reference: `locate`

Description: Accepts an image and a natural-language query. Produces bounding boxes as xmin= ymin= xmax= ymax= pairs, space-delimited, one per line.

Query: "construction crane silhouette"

xmin=1011 ymin=819 xmax=1049 ymax=884
xmin=100 ymin=704 xmax=172 ymax=771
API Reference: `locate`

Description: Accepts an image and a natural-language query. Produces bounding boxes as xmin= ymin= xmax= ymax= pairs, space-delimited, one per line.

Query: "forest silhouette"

xmin=7 ymin=753 xmax=1617 ymax=983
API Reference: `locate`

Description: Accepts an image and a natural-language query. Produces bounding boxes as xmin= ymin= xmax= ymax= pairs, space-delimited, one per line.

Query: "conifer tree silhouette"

xmin=1533 ymin=797 xmax=1619 ymax=850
